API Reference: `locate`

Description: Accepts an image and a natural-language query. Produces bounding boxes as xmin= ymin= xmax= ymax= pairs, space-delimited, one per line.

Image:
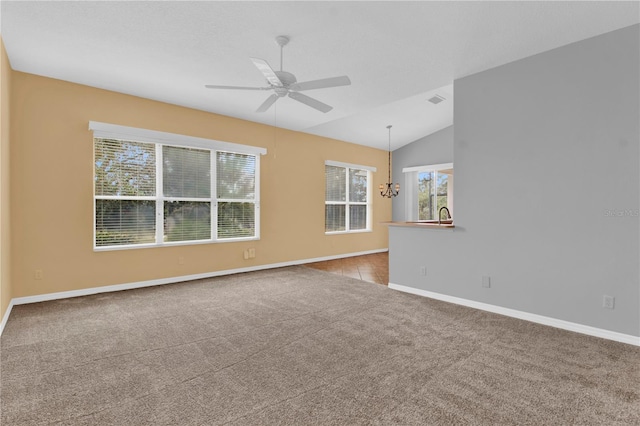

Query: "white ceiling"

xmin=1 ymin=1 xmax=638 ymax=150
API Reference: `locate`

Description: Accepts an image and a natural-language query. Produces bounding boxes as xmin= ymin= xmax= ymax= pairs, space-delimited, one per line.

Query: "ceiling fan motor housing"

xmin=273 ymin=71 xmax=296 ymax=96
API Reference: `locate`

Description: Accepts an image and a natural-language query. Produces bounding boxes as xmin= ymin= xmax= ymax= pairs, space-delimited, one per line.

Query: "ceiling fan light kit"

xmin=205 ymin=35 xmax=351 ymax=113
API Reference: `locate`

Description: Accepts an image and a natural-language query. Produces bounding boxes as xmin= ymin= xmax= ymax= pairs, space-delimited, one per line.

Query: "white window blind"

xmin=95 ymin=139 xmax=156 ymax=197
xmin=91 ymin=122 xmax=265 ymax=250
xmin=94 ymin=139 xmax=157 ymax=247
xmin=163 ymin=146 xmax=211 ymax=198
xmin=217 ymin=152 xmax=257 ymax=239
xmin=163 ymin=146 xmax=212 ymax=242
xmin=325 ymin=162 xmax=373 ymax=233
xmin=349 ymin=168 xmax=368 ymax=230
xmin=325 ymin=165 xmax=347 ymax=232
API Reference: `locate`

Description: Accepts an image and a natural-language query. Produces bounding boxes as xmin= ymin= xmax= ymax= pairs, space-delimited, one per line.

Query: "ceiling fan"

xmin=205 ymin=35 xmax=351 ymax=113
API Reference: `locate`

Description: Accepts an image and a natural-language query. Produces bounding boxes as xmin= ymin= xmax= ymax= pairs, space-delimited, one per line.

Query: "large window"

xmin=91 ymin=122 xmax=265 ymax=249
xmin=325 ymin=161 xmax=375 ymax=233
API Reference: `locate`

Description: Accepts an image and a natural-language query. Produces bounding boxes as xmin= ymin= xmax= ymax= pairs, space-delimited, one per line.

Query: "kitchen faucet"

xmin=438 ymin=206 xmax=451 ymax=225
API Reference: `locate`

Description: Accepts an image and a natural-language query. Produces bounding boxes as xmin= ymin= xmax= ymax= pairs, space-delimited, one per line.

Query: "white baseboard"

xmin=0 ymin=299 xmax=14 ymax=336
xmin=1 ymin=248 xmax=388 ymax=335
xmin=388 ymin=282 xmax=640 ymax=347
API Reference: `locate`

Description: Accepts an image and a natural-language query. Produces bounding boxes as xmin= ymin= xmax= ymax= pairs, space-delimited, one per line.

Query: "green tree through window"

xmin=418 ymin=171 xmax=448 ymax=220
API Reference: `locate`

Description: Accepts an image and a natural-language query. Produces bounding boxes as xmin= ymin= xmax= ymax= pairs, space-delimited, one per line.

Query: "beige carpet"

xmin=1 ymin=266 xmax=639 ymax=425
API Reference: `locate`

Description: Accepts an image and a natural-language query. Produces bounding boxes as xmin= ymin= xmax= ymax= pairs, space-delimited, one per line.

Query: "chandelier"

xmin=379 ymin=125 xmax=399 ymax=198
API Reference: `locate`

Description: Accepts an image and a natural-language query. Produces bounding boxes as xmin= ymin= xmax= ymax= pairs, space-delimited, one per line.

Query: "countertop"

xmin=383 ymin=221 xmax=455 ymax=229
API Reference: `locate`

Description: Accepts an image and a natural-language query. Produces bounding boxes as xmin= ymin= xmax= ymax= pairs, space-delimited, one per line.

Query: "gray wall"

xmin=390 ymin=24 xmax=639 ymax=337
xmin=392 ymin=125 xmax=453 ymax=221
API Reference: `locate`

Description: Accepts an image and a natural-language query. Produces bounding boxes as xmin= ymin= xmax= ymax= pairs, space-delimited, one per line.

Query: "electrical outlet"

xmin=603 ymin=295 xmax=615 ymax=310
xmin=482 ymin=276 xmax=491 ymax=288
xmin=243 ymin=250 xmax=249 ymax=260
xmin=248 ymin=248 xmax=256 ymax=258
xmin=34 ymin=269 xmax=43 ymax=280
xmin=420 ymin=266 xmax=427 ymax=276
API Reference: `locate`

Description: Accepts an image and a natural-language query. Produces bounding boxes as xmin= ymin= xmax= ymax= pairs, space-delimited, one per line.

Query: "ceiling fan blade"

xmin=256 ymin=94 xmax=279 ymax=113
xmin=205 ymin=84 xmax=270 ymax=91
xmin=288 ymin=92 xmax=333 ymax=113
xmin=289 ymin=75 xmax=351 ymax=92
xmin=250 ymin=57 xmax=283 ymax=87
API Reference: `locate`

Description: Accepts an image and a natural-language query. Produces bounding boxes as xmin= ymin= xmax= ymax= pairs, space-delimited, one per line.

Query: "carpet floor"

xmin=1 ymin=266 xmax=639 ymax=425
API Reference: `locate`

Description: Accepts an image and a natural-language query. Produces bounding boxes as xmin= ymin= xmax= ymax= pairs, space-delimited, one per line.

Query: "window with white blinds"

xmin=217 ymin=152 xmax=256 ymax=239
xmin=325 ymin=161 xmax=374 ymax=233
xmin=163 ymin=146 xmax=212 ymax=242
xmin=91 ymin=122 xmax=265 ymax=250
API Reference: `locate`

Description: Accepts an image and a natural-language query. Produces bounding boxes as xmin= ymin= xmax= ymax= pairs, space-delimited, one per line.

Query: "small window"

xmin=418 ymin=170 xmax=449 ymax=220
xmin=91 ymin=122 xmax=265 ymax=250
xmin=325 ymin=161 xmax=375 ymax=233
xmin=403 ymin=163 xmax=453 ymax=221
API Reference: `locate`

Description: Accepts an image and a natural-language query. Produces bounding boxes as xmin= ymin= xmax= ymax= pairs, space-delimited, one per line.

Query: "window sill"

xmin=94 ymin=236 xmax=260 ymax=252
xmin=382 ymin=221 xmax=455 ymax=229
xmin=325 ymin=229 xmax=373 ymax=235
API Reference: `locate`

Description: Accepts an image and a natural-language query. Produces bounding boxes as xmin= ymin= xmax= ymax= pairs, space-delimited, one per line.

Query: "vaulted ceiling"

xmin=2 ymin=1 xmax=638 ymax=150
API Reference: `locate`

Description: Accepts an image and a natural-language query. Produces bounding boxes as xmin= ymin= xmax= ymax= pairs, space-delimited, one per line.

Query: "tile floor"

xmin=305 ymin=252 xmax=388 ymax=285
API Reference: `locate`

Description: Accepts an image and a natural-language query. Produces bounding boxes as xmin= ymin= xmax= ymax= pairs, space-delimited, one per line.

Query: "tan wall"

xmin=10 ymin=71 xmax=390 ymax=298
xmin=1 ymin=38 xmax=12 ymax=320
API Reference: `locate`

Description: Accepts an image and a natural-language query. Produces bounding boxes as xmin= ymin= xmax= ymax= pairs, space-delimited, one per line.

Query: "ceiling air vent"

xmin=428 ymin=95 xmax=446 ymax=105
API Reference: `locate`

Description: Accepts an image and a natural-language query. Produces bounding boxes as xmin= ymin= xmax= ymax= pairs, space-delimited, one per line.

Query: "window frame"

xmin=90 ymin=121 xmax=266 ymax=251
xmin=402 ymin=162 xmax=453 ymax=222
xmin=324 ymin=160 xmax=376 ymax=234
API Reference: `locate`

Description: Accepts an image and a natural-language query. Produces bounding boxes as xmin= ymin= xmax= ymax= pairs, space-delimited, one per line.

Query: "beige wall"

xmin=10 ymin=71 xmax=390 ymax=299
xmin=1 ymin=38 xmax=12 ymax=321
